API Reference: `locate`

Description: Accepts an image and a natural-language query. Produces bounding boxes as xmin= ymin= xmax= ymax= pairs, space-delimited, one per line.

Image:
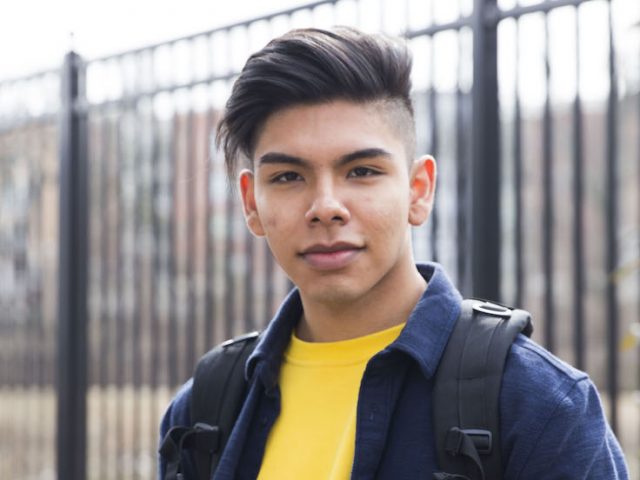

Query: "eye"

xmin=348 ymin=166 xmax=380 ymax=178
xmin=270 ymin=171 xmax=303 ymax=183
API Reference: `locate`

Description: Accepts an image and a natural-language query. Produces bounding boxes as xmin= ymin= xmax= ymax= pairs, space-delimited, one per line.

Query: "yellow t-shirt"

xmin=257 ymin=322 xmax=405 ymax=480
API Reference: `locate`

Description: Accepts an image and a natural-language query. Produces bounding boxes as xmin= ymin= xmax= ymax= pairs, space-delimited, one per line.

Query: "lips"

xmin=300 ymin=242 xmax=364 ymax=270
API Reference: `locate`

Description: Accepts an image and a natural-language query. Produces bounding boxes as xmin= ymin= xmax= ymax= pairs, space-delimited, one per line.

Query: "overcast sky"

xmin=0 ymin=0 xmax=308 ymax=80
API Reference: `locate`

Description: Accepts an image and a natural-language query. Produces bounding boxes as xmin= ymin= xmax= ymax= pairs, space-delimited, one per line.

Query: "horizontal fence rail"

xmin=0 ymin=0 xmax=638 ymax=478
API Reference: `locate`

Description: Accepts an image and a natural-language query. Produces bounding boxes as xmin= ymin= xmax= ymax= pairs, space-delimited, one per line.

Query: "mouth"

xmin=299 ymin=242 xmax=364 ymax=270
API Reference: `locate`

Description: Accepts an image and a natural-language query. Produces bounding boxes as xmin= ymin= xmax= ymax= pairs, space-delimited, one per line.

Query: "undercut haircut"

xmin=216 ymin=26 xmax=416 ymax=179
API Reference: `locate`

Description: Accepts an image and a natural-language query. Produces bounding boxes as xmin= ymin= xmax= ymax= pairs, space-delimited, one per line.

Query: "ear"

xmin=239 ymin=169 xmax=266 ymax=237
xmin=408 ymin=155 xmax=437 ymax=226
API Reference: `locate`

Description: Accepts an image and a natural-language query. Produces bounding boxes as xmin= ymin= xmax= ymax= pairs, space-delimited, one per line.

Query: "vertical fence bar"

xmin=455 ymin=31 xmax=469 ymax=293
xmin=168 ymin=112 xmax=179 ymax=388
xmin=244 ymin=227 xmax=255 ymax=333
xmin=34 ymin=126 xmax=47 ymax=475
xmin=149 ymin=94 xmax=162 ymax=461
xmin=203 ymin=37 xmax=216 ymax=349
xmin=471 ymin=0 xmax=501 ymax=300
xmin=16 ymin=125 xmax=28 ymax=476
xmin=204 ymin=104 xmax=216 ymax=348
xmin=131 ymin=98 xmax=143 ymax=479
xmin=111 ymin=108 xmax=123 ymax=479
xmin=428 ymin=33 xmax=439 ymax=262
xmin=97 ymin=110 xmax=110 ymax=480
xmin=223 ymin=73 xmax=238 ymax=337
xmin=21 ymin=123 xmax=32 ymax=477
xmin=114 ymin=105 xmax=126 ymax=478
xmin=605 ymin=0 xmax=619 ymax=434
xmin=542 ymin=14 xmax=555 ymax=352
xmin=185 ymin=96 xmax=197 ymax=370
xmin=572 ymin=9 xmax=585 ymax=371
xmin=224 ymin=183 xmax=235 ymax=338
xmin=56 ymin=50 xmax=88 ymax=480
xmin=513 ymin=19 xmax=524 ymax=307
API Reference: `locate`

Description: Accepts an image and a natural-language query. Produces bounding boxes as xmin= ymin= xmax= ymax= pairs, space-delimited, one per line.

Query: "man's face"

xmin=239 ymin=100 xmax=435 ymax=306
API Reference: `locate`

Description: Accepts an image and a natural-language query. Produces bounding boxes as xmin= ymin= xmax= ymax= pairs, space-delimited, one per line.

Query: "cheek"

xmin=257 ymin=192 xmax=305 ymax=235
xmin=262 ymin=213 xmax=279 ymax=231
xmin=254 ymin=195 xmax=280 ymax=232
xmin=357 ymin=194 xmax=409 ymax=237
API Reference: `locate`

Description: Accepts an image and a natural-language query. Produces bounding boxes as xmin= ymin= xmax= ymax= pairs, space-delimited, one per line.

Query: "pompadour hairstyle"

xmin=216 ymin=26 xmax=415 ymax=179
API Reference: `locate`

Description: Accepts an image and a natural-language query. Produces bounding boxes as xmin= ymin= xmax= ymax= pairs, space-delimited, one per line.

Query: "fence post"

xmin=471 ymin=0 xmax=501 ymax=301
xmin=56 ymin=50 xmax=88 ymax=480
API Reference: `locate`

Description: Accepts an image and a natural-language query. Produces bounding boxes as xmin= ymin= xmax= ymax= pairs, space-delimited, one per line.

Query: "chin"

xmin=301 ymin=281 xmax=366 ymax=305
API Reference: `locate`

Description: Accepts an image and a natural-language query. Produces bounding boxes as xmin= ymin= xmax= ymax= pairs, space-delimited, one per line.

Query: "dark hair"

xmin=216 ymin=26 xmax=414 ymax=179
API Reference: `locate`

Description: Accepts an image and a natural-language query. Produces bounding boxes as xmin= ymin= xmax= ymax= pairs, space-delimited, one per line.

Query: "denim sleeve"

xmin=158 ymin=379 xmax=195 ymax=480
xmin=501 ymin=337 xmax=629 ymax=479
xmin=518 ymin=377 xmax=628 ymax=479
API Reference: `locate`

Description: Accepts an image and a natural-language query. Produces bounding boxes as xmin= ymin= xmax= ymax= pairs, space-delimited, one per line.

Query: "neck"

xmin=296 ymin=258 xmax=427 ymax=342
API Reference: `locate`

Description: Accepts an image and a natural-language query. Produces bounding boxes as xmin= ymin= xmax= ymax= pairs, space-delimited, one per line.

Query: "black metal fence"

xmin=0 ymin=0 xmax=638 ymax=478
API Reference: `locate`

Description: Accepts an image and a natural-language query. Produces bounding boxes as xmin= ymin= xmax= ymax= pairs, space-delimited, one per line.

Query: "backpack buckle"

xmin=445 ymin=427 xmax=492 ymax=456
xmin=463 ymin=429 xmax=492 ymax=455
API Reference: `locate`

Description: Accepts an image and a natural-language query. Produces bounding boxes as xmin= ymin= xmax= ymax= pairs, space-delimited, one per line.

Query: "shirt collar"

xmin=389 ymin=262 xmax=462 ymax=379
xmin=246 ymin=262 xmax=462 ymax=387
xmin=246 ymin=288 xmax=302 ymax=388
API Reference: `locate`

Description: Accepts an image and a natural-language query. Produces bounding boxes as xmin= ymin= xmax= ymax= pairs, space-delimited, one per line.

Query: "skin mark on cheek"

xmin=262 ymin=214 xmax=279 ymax=230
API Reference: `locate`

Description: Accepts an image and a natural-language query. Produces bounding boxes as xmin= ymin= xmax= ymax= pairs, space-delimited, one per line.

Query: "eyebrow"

xmin=257 ymin=148 xmax=392 ymax=168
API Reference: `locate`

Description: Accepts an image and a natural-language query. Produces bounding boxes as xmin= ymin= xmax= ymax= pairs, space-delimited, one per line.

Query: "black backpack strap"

xmin=191 ymin=331 xmax=260 ymax=479
xmin=432 ymin=299 xmax=533 ymax=480
xmin=159 ymin=331 xmax=260 ymax=480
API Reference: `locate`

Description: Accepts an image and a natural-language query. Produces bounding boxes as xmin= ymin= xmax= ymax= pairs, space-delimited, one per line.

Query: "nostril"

xmin=305 ymin=198 xmax=349 ymax=225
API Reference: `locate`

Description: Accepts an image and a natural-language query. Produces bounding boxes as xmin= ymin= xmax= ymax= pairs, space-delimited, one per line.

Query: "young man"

xmin=160 ymin=27 xmax=628 ymax=479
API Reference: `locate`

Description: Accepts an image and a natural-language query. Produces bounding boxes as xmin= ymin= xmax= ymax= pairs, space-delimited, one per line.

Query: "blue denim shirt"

xmin=160 ymin=263 xmax=629 ymax=479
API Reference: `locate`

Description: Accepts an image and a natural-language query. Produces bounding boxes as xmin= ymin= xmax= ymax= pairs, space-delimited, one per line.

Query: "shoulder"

xmin=503 ymin=334 xmax=588 ymax=404
xmin=500 ymin=334 xmax=590 ymax=454
xmin=500 ymin=335 xmax=628 ymax=478
xmin=500 ymin=335 xmax=590 ymax=451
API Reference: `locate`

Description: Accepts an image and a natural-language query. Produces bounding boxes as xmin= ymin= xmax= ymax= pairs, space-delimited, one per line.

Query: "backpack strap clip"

xmin=191 ymin=422 xmax=221 ymax=453
xmin=455 ymin=429 xmax=492 ymax=455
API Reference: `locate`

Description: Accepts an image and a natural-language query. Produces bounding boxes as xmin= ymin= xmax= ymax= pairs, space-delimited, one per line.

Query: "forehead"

xmin=252 ymin=100 xmax=407 ymax=164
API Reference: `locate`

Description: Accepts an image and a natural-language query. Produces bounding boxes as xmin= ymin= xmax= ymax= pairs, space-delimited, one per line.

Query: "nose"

xmin=304 ymin=184 xmax=350 ymax=226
